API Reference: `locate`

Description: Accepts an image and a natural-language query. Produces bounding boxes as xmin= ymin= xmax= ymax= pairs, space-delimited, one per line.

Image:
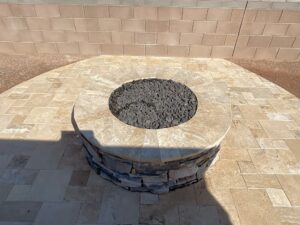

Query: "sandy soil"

xmin=230 ymin=59 xmax=300 ymax=98
xmin=0 ymin=54 xmax=299 ymax=98
xmin=0 ymin=54 xmax=88 ymax=94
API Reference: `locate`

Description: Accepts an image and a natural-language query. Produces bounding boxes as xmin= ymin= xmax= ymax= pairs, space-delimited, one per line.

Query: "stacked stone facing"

xmin=75 ymin=124 xmax=220 ymax=193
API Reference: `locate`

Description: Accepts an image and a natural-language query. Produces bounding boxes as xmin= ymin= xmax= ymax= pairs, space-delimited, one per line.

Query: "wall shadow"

xmin=0 ymin=130 xmax=232 ymax=225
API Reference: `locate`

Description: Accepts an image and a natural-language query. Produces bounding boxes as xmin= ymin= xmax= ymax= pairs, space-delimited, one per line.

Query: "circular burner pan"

xmin=109 ymin=79 xmax=198 ymax=129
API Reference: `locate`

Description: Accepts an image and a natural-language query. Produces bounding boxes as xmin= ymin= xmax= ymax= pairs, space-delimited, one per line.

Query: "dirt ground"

xmin=0 ymin=54 xmax=299 ymax=98
xmin=230 ymin=59 xmax=300 ymax=98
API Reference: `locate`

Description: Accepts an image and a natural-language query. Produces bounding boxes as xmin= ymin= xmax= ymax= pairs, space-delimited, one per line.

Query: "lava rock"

xmin=109 ymin=78 xmax=198 ymax=129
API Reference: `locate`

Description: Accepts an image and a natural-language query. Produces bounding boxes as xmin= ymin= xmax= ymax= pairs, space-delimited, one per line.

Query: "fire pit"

xmin=72 ymin=56 xmax=231 ymax=193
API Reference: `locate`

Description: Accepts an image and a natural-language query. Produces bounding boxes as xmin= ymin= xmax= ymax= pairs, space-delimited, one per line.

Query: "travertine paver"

xmin=266 ymin=188 xmax=291 ymax=207
xmin=0 ymin=56 xmax=299 ymax=224
xmin=33 ymin=202 xmax=80 ymax=225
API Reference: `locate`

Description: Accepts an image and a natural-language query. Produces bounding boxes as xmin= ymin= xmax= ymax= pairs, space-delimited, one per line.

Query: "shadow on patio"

xmin=0 ymin=130 xmax=232 ymax=225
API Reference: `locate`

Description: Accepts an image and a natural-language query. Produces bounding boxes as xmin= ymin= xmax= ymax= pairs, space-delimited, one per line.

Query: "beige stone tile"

xmin=207 ymin=160 xmax=246 ymax=189
xmin=231 ymin=189 xmax=281 ymax=225
xmin=239 ymin=105 xmax=267 ymax=120
xmin=218 ymin=147 xmax=251 ymax=161
xmin=248 ymin=148 xmax=297 ymax=174
xmin=257 ymin=138 xmax=289 ymax=150
xmin=223 ymin=120 xmax=259 ymax=148
xmin=237 ymin=160 xmax=258 ymax=174
xmin=277 ymin=175 xmax=300 ymax=206
xmin=23 ymin=107 xmax=59 ymax=124
xmin=259 ymin=120 xmax=296 ymax=139
xmin=266 ymin=188 xmax=291 ymax=207
xmin=274 ymin=207 xmax=300 ymax=225
xmin=243 ymin=174 xmax=281 ymax=188
xmin=285 ymin=139 xmax=300 ymax=161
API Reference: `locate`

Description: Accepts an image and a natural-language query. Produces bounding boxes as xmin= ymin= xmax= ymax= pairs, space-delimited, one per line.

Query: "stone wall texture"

xmin=0 ymin=1 xmax=300 ymax=60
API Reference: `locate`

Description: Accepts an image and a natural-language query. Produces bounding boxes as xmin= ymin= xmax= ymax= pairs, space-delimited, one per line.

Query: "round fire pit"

xmin=72 ymin=56 xmax=231 ymax=193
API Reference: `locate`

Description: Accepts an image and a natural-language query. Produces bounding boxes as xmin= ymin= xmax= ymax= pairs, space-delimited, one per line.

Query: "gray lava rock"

xmin=109 ymin=78 xmax=198 ymax=129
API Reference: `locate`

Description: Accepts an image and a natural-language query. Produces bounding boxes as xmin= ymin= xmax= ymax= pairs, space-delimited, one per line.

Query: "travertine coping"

xmin=72 ymin=57 xmax=232 ymax=164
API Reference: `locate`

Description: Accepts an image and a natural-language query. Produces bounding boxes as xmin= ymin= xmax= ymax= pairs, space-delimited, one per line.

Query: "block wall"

xmin=0 ymin=2 xmax=299 ymax=60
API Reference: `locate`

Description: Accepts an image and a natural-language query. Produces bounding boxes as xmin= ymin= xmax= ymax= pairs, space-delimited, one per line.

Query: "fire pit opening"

xmin=109 ymin=78 xmax=198 ymax=129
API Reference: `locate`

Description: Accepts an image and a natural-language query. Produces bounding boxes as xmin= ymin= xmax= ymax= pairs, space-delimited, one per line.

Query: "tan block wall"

xmin=0 ymin=2 xmax=299 ymax=61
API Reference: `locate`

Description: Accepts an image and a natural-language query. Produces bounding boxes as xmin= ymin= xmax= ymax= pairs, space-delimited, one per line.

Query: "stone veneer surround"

xmin=0 ymin=0 xmax=300 ymax=60
xmin=71 ymin=55 xmax=231 ymax=193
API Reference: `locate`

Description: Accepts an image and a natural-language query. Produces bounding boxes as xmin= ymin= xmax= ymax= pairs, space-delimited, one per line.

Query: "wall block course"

xmin=101 ymin=44 xmax=123 ymax=55
xmin=88 ymin=32 xmax=111 ymax=44
xmin=2 ymin=17 xmax=28 ymax=30
xmin=146 ymin=20 xmax=169 ymax=32
xmin=74 ymin=18 xmax=99 ymax=32
xmin=56 ymin=42 xmax=80 ymax=54
xmin=167 ymin=45 xmax=189 ymax=57
xmin=255 ymin=10 xmax=282 ymax=23
xmin=59 ymin=5 xmax=84 ymax=18
xmin=51 ymin=18 xmax=75 ymax=31
xmin=122 ymin=19 xmax=145 ymax=32
xmin=0 ymin=42 xmax=15 ymax=54
xmin=263 ymin=24 xmax=289 ymax=36
xmin=0 ymin=2 xmax=299 ymax=61
xmin=189 ymin=45 xmax=211 ymax=57
xmin=146 ymin=45 xmax=168 ymax=56
xmin=112 ymin=32 xmax=134 ymax=44
xmin=98 ymin=19 xmax=121 ymax=31
xmin=35 ymin=4 xmax=60 ymax=17
xmin=133 ymin=7 xmax=157 ymax=20
xmin=180 ymin=33 xmax=203 ymax=45
xmin=157 ymin=33 xmax=180 ymax=45
xmin=84 ymin=5 xmax=109 ymax=18
xmin=26 ymin=17 xmax=51 ymax=30
xmin=240 ymin=22 xmax=265 ymax=35
xmin=79 ymin=42 xmax=100 ymax=55
xmin=35 ymin=42 xmax=57 ymax=54
xmin=276 ymin=48 xmax=300 ymax=61
xmin=216 ymin=22 xmax=240 ymax=34
xmin=135 ymin=32 xmax=156 ymax=44
xmin=182 ymin=8 xmax=207 ymax=21
xmin=0 ymin=3 xmax=13 ymax=16
xmin=193 ymin=21 xmax=217 ymax=34
xmin=233 ymin=47 xmax=257 ymax=59
xmin=158 ymin=7 xmax=182 ymax=20
xmin=207 ymin=8 xmax=232 ymax=21
xmin=211 ymin=46 xmax=234 ymax=58
xmin=170 ymin=20 xmax=193 ymax=33
xmin=202 ymin=34 xmax=226 ymax=46
xmin=254 ymin=47 xmax=278 ymax=60
xmin=280 ymin=10 xmax=300 ymax=23
xmin=10 ymin=4 xmax=36 ymax=17
xmin=269 ymin=36 xmax=296 ymax=48
xmin=124 ymin=44 xmax=145 ymax=56
xmin=109 ymin=6 xmax=133 ymax=19
xmin=247 ymin=36 xmax=272 ymax=48
xmin=13 ymin=42 xmax=36 ymax=54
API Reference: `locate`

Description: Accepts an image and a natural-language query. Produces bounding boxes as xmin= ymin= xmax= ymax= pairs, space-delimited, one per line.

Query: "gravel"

xmin=109 ymin=78 xmax=198 ymax=129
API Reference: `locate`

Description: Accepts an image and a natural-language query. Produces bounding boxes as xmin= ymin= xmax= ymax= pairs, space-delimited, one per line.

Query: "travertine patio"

xmin=0 ymin=56 xmax=299 ymax=225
